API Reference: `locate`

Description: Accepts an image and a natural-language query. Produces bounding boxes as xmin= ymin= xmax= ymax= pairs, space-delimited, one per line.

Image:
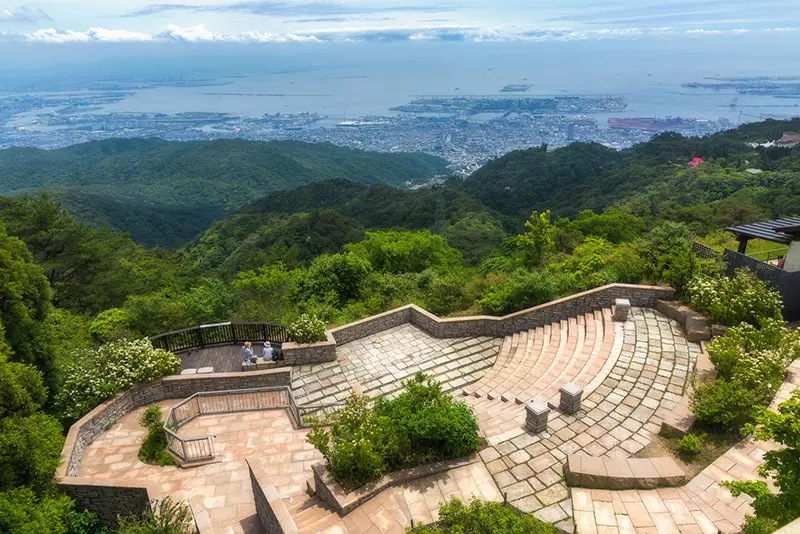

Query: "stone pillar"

xmin=559 ymin=382 xmax=583 ymax=414
xmin=612 ymin=298 xmax=630 ymax=322
xmin=525 ymin=402 xmax=549 ymax=434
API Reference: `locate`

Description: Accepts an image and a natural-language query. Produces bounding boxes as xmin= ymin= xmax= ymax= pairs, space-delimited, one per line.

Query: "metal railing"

xmin=150 ymin=322 xmax=289 ymax=353
xmin=746 ymin=246 xmax=789 ymax=263
xmin=163 ymin=386 xmax=343 ymax=463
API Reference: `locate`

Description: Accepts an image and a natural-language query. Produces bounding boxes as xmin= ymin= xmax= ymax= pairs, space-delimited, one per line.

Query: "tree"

xmin=0 ymin=412 xmax=64 ymax=493
xmin=0 ymin=355 xmax=46 ymax=419
xmin=722 ymin=391 xmax=800 ymax=533
xmin=347 ymin=230 xmax=460 ymax=274
xmin=0 ymin=487 xmax=95 ymax=534
xmin=518 ymin=211 xmax=554 ymax=268
xmin=0 ymin=221 xmax=54 ymax=375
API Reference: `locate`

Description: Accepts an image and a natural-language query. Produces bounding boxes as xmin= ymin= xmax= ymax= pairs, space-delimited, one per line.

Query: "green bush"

xmin=138 ymin=405 xmax=174 ymax=467
xmin=114 ymin=497 xmax=194 ymax=534
xmin=721 ymin=391 xmax=800 ymax=533
xmin=693 ymin=319 xmax=800 ymax=428
xmin=692 ymin=379 xmax=762 ymax=427
xmin=288 ymin=313 xmax=327 ymax=343
xmin=406 ymin=497 xmax=554 ymax=534
xmin=0 ymin=413 xmax=65 ymax=493
xmin=686 ymin=269 xmax=783 ymax=327
xmin=54 ymin=338 xmax=182 ymax=423
xmin=676 ymin=433 xmax=703 ymax=457
xmin=308 ymin=374 xmax=480 ymax=490
xmin=0 ymin=487 xmax=98 ymax=534
xmin=88 ymin=308 xmax=133 ymax=342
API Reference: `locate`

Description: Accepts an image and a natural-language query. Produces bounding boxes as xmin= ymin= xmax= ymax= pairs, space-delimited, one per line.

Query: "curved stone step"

xmin=483 ymin=323 xmax=550 ymax=401
xmin=463 ymin=331 xmax=517 ymax=395
xmin=474 ymin=330 xmax=531 ymax=398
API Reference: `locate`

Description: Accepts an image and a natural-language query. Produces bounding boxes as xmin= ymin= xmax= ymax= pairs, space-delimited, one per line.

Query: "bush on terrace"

xmin=307 ymin=373 xmax=479 ymax=490
xmin=686 ymin=269 xmax=783 ymax=327
xmin=288 ymin=313 xmax=327 ymax=343
xmin=406 ymin=497 xmax=554 ymax=534
xmin=54 ymin=338 xmax=181 ymax=423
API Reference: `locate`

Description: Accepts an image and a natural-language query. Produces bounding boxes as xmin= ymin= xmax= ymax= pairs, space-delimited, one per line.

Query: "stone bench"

xmin=242 ymin=359 xmax=280 ymax=372
xmin=565 ymin=453 xmax=686 ymax=490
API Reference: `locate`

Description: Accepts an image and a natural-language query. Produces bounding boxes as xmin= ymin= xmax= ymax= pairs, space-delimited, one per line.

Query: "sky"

xmin=1 ymin=0 xmax=799 ymax=44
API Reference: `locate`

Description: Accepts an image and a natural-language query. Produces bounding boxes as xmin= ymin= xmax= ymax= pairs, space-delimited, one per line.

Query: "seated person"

xmin=261 ymin=343 xmax=274 ymax=361
xmin=242 ymin=341 xmax=256 ymax=363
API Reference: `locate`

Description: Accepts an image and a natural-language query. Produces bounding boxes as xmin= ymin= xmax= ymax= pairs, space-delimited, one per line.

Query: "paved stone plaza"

xmin=71 ymin=302 xmax=796 ymax=534
xmin=292 ymin=323 xmax=501 ymax=404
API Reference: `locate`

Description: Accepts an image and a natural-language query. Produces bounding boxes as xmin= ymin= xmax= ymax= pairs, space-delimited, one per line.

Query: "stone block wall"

xmin=329 ymin=306 xmax=412 ymax=344
xmin=58 ymin=368 xmax=292 ymax=478
xmin=58 ymin=478 xmax=154 ymax=525
xmin=282 ymin=331 xmax=337 ymax=365
xmin=247 ymin=459 xmax=298 ymax=534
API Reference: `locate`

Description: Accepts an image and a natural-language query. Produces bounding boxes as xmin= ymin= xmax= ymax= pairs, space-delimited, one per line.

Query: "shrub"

xmin=88 ymin=308 xmax=133 ymax=342
xmin=676 ymin=433 xmax=703 ymax=457
xmin=686 ymin=269 xmax=783 ymax=327
xmin=477 ymin=269 xmax=559 ymax=315
xmin=0 ymin=487 xmax=98 ymax=534
xmin=307 ymin=395 xmax=400 ymax=489
xmin=693 ymin=319 xmax=799 ymax=428
xmin=288 ymin=313 xmax=327 ymax=343
xmin=0 ymin=357 xmax=46 ymax=418
xmin=138 ymin=405 xmax=174 ymax=467
xmin=54 ymin=338 xmax=182 ymax=423
xmin=721 ymin=391 xmax=800 ymax=533
xmin=308 ymin=374 xmax=480 ymax=490
xmin=114 ymin=497 xmax=194 ymax=534
xmin=0 ymin=412 xmax=65 ymax=493
xmin=692 ymin=379 xmax=762 ymax=427
xmin=407 ymin=497 xmax=554 ymax=534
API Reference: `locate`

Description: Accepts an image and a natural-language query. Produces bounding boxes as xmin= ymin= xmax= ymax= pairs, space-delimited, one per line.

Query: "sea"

xmin=5 ymin=34 xmax=800 ymax=127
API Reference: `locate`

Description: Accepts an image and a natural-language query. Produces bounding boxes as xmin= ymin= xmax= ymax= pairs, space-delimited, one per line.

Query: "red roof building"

xmin=687 ymin=157 xmax=705 ymax=167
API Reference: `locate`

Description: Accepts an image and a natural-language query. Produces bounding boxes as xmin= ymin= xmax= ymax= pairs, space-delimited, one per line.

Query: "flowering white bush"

xmin=55 ymin=338 xmax=181 ymax=422
xmin=288 ymin=314 xmax=326 ymax=344
xmin=686 ymin=269 xmax=783 ymax=327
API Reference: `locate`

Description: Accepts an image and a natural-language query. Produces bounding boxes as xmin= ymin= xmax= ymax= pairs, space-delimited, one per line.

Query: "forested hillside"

xmin=0 ymin=138 xmax=448 ymax=247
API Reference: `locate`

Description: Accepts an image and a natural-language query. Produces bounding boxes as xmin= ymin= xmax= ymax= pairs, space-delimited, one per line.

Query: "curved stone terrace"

xmin=60 ymin=284 xmax=788 ymax=534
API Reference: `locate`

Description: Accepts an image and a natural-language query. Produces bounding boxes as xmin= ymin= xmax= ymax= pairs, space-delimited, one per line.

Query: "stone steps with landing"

xmin=464 ymin=330 xmax=519 ymax=395
xmin=468 ymin=330 xmax=532 ymax=398
xmin=517 ymin=308 xmax=613 ymax=406
xmin=488 ymin=326 xmax=547 ymax=401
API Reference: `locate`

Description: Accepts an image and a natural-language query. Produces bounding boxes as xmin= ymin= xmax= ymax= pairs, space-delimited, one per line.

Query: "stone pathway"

xmin=292 ymin=323 xmax=501 ymax=404
xmin=571 ymin=341 xmax=800 ymax=533
xmin=466 ymin=307 xmax=700 ymax=531
xmin=78 ymin=404 xmax=323 ymax=534
xmin=277 ymin=462 xmax=502 ymax=534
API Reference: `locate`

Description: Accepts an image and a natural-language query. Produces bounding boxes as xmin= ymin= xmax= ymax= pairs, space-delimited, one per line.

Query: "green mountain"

xmin=183 ymin=120 xmax=800 ymax=275
xmin=0 ymin=138 xmax=449 ymax=247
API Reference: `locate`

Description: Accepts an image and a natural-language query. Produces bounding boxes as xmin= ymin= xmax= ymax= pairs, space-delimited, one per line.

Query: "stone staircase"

xmin=283 ymin=493 xmax=342 ymax=534
xmin=465 ymin=308 xmax=617 ymax=405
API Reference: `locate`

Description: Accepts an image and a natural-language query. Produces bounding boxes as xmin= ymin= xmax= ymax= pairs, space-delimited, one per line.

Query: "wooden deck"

xmin=177 ymin=343 xmax=274 ymax=374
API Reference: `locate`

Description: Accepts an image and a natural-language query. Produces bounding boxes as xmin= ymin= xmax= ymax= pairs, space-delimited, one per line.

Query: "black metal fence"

xmin=150 ymin=322 xmax=289 ymax=353
xmin=692 ymin=242 xmax=800 ymax=321
xmin=722 ymin=248 xmax=800 ymax=321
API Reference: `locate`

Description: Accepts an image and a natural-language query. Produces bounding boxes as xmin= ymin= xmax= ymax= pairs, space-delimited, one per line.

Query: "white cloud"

xmin=154 ymin=24 xmax=224 ymax=42
xmin=12 ymin=23 xmax=800 ymax=45
xmin=24 ymin=27 xmax=152 ymax=43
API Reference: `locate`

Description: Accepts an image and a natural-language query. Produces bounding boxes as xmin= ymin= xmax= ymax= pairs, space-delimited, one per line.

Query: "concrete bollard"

xmin=525 ymin=402 xmax=550 ymax=434
xmin=559 ymin=382 xmax=583 ymax=414
xmin=612 ymin=298 xmax=631 ymax=322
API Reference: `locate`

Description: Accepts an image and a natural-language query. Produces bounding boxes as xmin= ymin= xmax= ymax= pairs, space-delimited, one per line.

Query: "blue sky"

xmin=1 ymin=0 xmax=799 ymax=43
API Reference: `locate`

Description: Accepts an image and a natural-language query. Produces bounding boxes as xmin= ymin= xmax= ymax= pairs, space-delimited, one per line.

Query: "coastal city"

xmin=0 ymin=89 xmax=739 ymax=173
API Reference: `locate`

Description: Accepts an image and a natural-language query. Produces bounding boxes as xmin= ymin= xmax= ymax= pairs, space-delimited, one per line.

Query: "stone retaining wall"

xmin=312 ymin=455 xmax=478 ymax=516
xmin=247 ymin=458 xmax=298 ymax=534
xmin=58 ymin=368 xmax=292 ymax=479
xmin=654 ymin=300 xmax=712 ymax=342
xmin=282 ymin=331 xmax=337 ymax=365
xmin=283 ymin=285 xmax=675 ymax=363
xmin=58 ymin=477 xmax=155 ymax=526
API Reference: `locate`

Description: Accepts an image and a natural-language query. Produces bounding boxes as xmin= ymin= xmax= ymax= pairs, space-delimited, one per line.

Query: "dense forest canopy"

xmin=0 ymin=139 xmax=448 ymax=247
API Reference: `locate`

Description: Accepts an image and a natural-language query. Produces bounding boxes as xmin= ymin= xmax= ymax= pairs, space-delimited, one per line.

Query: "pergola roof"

xmin=727 ymin=217 xmax=800 ymax=245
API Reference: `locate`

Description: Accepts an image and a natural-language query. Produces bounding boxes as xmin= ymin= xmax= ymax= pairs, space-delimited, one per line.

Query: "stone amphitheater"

xmin=57 ymin=284 xmax=796 ymax=534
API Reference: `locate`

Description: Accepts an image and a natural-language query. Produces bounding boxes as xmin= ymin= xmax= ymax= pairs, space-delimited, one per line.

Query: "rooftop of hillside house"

xmin=60 ymin=284 xmax=796 ymax=534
